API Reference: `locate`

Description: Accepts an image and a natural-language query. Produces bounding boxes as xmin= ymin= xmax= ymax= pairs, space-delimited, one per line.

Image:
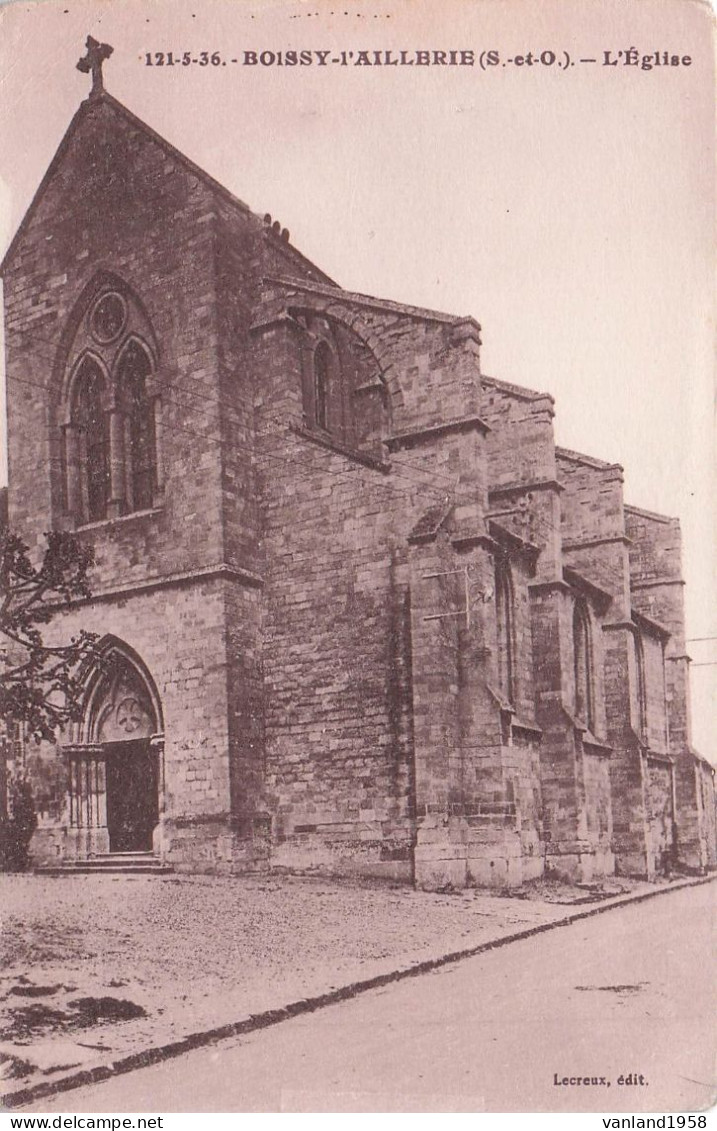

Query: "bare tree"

xmin=1 ymin=528 xmax=98 ymax=742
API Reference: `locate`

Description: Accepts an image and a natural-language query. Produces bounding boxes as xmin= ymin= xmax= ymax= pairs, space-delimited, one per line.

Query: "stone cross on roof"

xmin=76 ymin=35 xmax=114 ymax=97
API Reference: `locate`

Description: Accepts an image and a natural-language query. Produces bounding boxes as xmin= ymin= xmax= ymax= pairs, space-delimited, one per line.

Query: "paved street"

xmin=22 ymin=881 xmax=715 ymax=1114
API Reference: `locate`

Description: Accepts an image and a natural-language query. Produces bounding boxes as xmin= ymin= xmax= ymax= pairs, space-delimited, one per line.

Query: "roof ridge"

xmin=555 ymin=445 xmax=622 ymax=471
xmin=101 ymin=92 xmax=254 ymax=215
xmin=266 ymin=275 xmax=471 ymax=324
xmin=1 ymin=92 xmax=331 ymax=284
xmin=2 ymin=98 xmax=89 ymax=273
xmin=624 ymin=503 xmax=676 ymax=525
xmin=481 ymin=374 xmax=553 ymax=403
xmin=4 ymin=92 xmax=253 ymax=273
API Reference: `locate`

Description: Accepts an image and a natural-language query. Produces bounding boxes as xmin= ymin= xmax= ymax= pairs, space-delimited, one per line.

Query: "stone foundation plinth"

xmin=413 ymin=812 xmax=544 ymax=890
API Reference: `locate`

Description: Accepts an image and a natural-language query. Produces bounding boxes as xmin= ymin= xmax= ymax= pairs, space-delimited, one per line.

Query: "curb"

xmin=3 ymin=872 xmax=715 ymax=1110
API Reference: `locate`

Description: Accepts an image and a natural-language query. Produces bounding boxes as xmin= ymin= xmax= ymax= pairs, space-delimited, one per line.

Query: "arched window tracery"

xmin=290 ymin=309 xmax=387 ymax=450
xmin=61 ymin=284 xmax=160 ymax=525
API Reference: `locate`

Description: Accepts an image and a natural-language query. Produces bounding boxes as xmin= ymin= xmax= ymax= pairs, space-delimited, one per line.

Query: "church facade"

xmin=2 ymin=53 xmax=715 ymax=887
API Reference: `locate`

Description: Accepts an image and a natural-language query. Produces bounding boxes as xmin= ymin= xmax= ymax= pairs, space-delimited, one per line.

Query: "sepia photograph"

xmin=0 ymin=0 xmax=715 ymax=1119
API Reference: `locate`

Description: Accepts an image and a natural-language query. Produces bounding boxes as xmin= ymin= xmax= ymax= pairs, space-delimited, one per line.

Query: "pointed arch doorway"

xmin=66 ymin=642 xmax=164 ymax=857
xmin=106 ymin=741 xmax=158 ymax=852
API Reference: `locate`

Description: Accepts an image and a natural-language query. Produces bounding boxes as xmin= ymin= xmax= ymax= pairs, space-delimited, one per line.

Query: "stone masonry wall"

xmin=213 ymin=203 xmax=264 ymax=578
xmin=645 ymin=758 xmax=675 ymax=875
xmin=696 ymin=760 xmax=717 ymax=869
xmin=250 ymin=283 xmax=550 ymax=886
xmin=26 ymin=580 xmax=234 ymax=869
xmin=252 ymin=312 xmax=418 ymax=877
xmin=3 ymin=96 xmax=229 ymax=588
xmin=259 ymin=434 xmax=417 ymax=879
xmin=557 ymin=451 xmax=630 ymax=611
xmin=581 ymin=749 xmax=614 ymax=875
xmin=5 ymin=88 xmax=714 ymax=887
xmin=555 ymin=449 xmax=659 ymax=877
xmin=261 ymin=281 xmax=483 ymax=433
xmin=625 ymin=506 xmax=711 ymax=870
xmin=641 ymin=632 xmax=669 ymax=753
xmin=480 ymin=386 xmax=614 ymax=879
xmin=482 ymin=376 xmax=561 ymax=585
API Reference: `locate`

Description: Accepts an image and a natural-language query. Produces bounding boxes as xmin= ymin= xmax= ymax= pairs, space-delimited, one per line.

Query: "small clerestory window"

xmin=313 ymin=341 xmax=331 ymax=431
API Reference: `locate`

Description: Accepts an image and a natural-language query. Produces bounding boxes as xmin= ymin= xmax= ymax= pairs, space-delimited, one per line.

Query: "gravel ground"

xmin=0 ymin=869 xmax=656 ymax=1097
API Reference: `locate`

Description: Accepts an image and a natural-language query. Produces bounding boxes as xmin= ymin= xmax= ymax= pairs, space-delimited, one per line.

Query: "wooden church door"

xmin=105 ymin=738 xmax=159 ymax=852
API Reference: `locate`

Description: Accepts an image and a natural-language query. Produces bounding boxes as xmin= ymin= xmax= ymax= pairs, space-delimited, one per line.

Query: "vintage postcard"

xmin=0 ymin=0 xmax=714 ymax=1119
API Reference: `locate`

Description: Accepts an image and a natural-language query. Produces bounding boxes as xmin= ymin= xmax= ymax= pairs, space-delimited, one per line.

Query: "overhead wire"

xmin=4 ymin=365 xmax=699 ymax=647
xmin=2 ymin=361 xmax=647 ymax=550
xmin=4 ymin=369 xmax=452 ymax=507
xmin=3 ymin=329 xmax=685 ymax=552
xmin=2 ymin=324 xmax=458 ymax=490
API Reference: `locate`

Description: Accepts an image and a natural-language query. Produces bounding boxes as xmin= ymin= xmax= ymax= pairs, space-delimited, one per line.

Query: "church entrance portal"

xmin=105 ymin=739 xmax=159 ymax=852
xmin=66 ymin=642 xmax=164 ymax=858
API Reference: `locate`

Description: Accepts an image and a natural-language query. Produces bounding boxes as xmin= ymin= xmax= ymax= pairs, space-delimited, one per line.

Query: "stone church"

xmin=2 ymin=41 xmax=715 ymax=887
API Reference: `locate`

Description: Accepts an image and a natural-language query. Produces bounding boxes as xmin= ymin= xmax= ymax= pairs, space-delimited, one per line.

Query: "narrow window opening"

xmin=635 ymin=633 xmax=648 ymax=739
xmin=314 ymin=342 xmax=330 ymax=431
xmin=495 ymin=561 xmax=516 ymax=704
xmin=73 ymin=358 xmax=109 ymax=523
xmin=118 ymin=341 xmax=156 ymax=512
xmin=573 ymin=602 xmax=594 ymax=729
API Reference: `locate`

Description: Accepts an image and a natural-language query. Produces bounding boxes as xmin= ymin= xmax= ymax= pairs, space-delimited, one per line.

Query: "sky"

xmin=0 ymin=0 xmax=714 ymax=752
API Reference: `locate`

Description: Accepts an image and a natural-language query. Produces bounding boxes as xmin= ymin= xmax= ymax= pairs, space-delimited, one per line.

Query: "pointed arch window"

xmin=495 ymin=560 xmax=516 ymax=703
xmin=72 ymin=357 xmax=110 ymax=523
xmin=573 ymin=601 xmax=594 ymax=729
xmin=117 ymin=340 xmax=157 ymax=512
xmin=314 ymin=341 xmax=331 ymax=431
xmin=634 ymin=632 xmax=648 ymax=739
xmin=61 ymin=282 xmax=161 ymax=526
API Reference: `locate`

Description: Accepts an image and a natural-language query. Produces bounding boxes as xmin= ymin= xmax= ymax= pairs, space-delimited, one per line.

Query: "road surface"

xmin=21 ymin=881 xmax=716 ymax=1113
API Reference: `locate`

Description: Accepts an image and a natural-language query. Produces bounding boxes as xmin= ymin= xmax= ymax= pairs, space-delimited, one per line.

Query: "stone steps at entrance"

xmin=37 ymin=852 xmax=172 ymax=877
